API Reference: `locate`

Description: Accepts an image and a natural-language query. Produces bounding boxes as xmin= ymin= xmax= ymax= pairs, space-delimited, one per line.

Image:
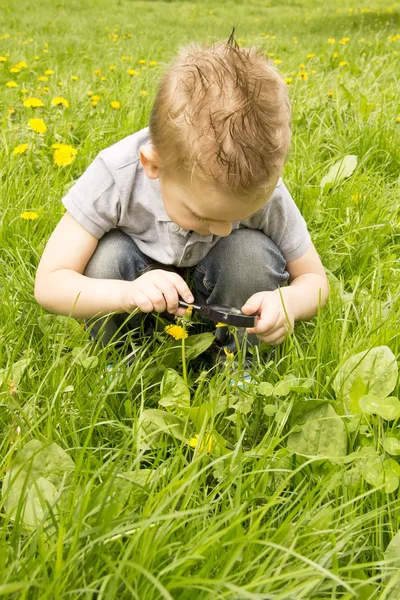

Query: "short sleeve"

xmin=61 ymin=152 xmax=120 ymax=239
xmin=260 ymin=180 xmax=311 ymax=262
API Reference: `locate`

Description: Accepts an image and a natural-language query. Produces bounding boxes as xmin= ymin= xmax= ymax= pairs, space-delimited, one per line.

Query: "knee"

xmin=84 ymin=229 xmax=141 ymax=280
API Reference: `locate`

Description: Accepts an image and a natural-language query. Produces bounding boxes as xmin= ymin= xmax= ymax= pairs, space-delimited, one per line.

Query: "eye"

xmin=191 ymin=212 xmax=208 ymax=223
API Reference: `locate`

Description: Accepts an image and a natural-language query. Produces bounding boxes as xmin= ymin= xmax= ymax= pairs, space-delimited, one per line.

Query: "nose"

xmin=208 ymin=222 xmax=233 ymax=237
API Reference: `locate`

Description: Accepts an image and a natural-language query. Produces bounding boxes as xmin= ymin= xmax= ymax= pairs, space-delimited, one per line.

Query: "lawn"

xmin=1 ymin=0 xmax=400 ymax=597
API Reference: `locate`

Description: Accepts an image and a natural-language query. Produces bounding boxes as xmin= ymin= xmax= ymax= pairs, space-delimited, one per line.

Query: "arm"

xmin=242 ymin=242 xmax=329 ymax=344
xmin=34 ymin=212 xmax=131 ymax=318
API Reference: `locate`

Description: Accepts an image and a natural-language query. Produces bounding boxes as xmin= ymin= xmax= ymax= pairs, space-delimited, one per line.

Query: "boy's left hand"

xmin=241 ymin=290 xmax=294 ymax=345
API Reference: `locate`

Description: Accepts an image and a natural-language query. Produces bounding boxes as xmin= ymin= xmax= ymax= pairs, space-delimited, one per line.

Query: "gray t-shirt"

xmin=62 ymin=126 xmax=311 ymax=267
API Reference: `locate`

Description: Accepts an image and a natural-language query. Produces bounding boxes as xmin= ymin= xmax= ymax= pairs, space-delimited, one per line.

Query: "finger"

xmin=143 ymin=285 xmax=167 ymax=312
xmin=258 ymin=328 xmax=287 ymax=345
xmin=246 ymin=312 xmax=280 ymax=335
xmin=241 ymin=292 xmax=265 ymax=315
xmin=155 ymin=275 xmax=180 ymax=314
xmin=131 ymin=290 xmax=154 ymax=313
xmin=164 ymin=271 xmax=194 ymax=303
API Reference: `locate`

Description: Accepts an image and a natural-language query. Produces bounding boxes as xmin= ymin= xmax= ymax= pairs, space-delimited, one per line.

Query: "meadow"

xmin=1 ymin=0 xmax=400 ymax=597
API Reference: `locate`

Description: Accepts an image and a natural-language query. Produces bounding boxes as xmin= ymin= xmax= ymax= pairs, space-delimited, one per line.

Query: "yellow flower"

xmin=91 ymin=100 xmax=98 ymax=107
xmin=0 ymin=56 xmax=7 ymax=62
xmin=23 ymin=97 xmax=44 ymax=107
xmin=299 ymin=63 xmax=305 ymax=68
xmin=38 ymin=76 xmax=48 ymax=82
xmin=139 ymin=59 xmax=146 ymax=64
xmin=328 ymin=38 xmax=336 ymax=43
xmin=283 ymin=77 xmax=292 ymax=84
xmin=87 ymin=90 xmax=93 ymax=97
xmin=45 ymin=69 xmax=54 ymax=75
xmin=15 ymin=61 xmax=28 ymax=69
xmin=274 ymin=59 xmax=282 ymax=64
xmin=101 ymin=76 xmax=106 ymax=81
xmin=109 ymin=65 xmax=115 ymax=71
xmin=12 ymin=143 xmax=29 ymax=155
xmin=6 ymin=81 xmax=18 ymax=88
xmin=127 ymin=69 xmax=139 ymax=76
xmin=396 ymin=116 xmax=400 ymax=123
xmin=333 ymin=52 xmax=339 ymax=58
xmin=51 ymin=96 xmax=69 ymax=107
xmin=149 ymin=61 xmax=157 ymax=65
xmin=71 ymin=75 xmax=78 ymax=81
xmin=164 ymin=324 xmax=188 ymax=340
xmin=28 ymin=118 xmax=46 ymax=134
xmin=339 ymin=61 xmax=347 ymax=67
xmin=20 ymin=211 xmax=39 ymax=220
xmin=223 ymin=347 xmax=235 ymax=361
xmin=327 ymin=89 xmax=333 ymax=97
xmin=139 ymin=90 xmax=148 ymax=95
xmin=351 ymin=192 xmax=361 ymax=205
xmin=57 ymin=81 xmax=62 ymax=87
xmin=52 ymin=143 xmax=78 ymax=167
xmin=91 ymin=94 xmax=100 ymax=101
xmin=93 ymin=68 xmax=101 ymax=75
xmin=189 ymin=433 xmax=213 ymax=454
xmin=306 ymin=53 xmax=315 ymax=58
xmin=10 ymin=67 xmax=20 ymax=73
xmin=110 ymin=100 xmax=120 ymax=109
xmin=298 ymin=71 xmax=308 ymax=80
xmin=21 ymin=88 xmax=28 ymax=93
xmin=34 ymin=55 xmax=40 ymax=61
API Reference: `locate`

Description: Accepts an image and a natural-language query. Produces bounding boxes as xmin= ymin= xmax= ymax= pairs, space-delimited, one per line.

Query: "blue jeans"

xmin=83 ymin=228 xmax=289 ymax=353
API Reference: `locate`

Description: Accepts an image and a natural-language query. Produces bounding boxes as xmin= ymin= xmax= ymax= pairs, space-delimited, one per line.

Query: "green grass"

xmin=1 ymin=0 xmax=400 ymax=597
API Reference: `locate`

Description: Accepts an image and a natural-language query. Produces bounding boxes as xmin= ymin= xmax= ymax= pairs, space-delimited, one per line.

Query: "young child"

xmin=34 ymin=31 xmax=329 ymax=361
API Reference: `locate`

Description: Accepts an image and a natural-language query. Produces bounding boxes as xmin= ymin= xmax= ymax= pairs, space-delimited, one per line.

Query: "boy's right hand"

xmin=122 ymin=269 xmax=194 ymax=315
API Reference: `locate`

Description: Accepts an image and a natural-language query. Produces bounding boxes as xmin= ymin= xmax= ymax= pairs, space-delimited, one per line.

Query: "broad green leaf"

xmin=359 ymin=94 xmax=375 ymax=121
xmin=383 ymin=437 xmax=400 ymax=456
xmin=2 ymin=440 xmax=75 ymax=526
xmin=385 ymin=531 xmax=400 ymax=568
xmin=160 ymin=333 xmax=215 ymax=366
xmin=361 ymin=455 xmax=384 ymax=487
xmin=138 ymin=408 xmax=186 ymax=449
xmin=382 ymin=469 xmax=399 ymax=494
xmin=320 ymin=155 xmax=357 ymax=190
xmin=23 ymin=478 xmax=57 ymax=528
xmin=337 ymin=83 xmax=354 ymax=106
xmin=333 ymin=346 xmax=398 ymax=413
xmin=258 ymin=382 xmax=274 ymax=397
xmin=71 ymin=347 xmax=99 ymax=369
xmin=232 ymin=394 xmax=254 ymax=415
xmin=0 ymin=357 xmax=32 ymax=388
xmin=264 ymin=404 xmax=278 ymax=417
xmin=359 ymin=395 xmax=400 ymax=421
xmin=287 ymin=403 xmax=347 ymax=459
xmin=159 ymin=369 xmax=190 ymax=413
xmin=38 ymin=314 xmax=87 ymax=349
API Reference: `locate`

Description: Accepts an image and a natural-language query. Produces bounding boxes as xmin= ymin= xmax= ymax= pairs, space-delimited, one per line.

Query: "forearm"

xmin=34 ymin=269 xmax=129 ymax=319
xmin=280 ymin=273 xmax=329 ymax=322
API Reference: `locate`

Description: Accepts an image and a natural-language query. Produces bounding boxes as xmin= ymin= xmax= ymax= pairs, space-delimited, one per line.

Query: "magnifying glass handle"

xmin=179 ymin=300 xmax=201 ymax=311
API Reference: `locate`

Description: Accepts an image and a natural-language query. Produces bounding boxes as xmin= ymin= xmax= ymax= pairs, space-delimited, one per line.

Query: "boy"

xmin=34 ymin=31 xmax=329 ymax=361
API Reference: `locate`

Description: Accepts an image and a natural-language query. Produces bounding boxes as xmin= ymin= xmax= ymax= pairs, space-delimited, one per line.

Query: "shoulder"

xmin=98 ymin=126 xmax=151 ymax=173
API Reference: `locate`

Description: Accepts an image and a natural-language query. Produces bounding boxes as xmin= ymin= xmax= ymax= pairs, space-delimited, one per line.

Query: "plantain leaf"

xmin=320 ymin=155 xmax=358 ymax=190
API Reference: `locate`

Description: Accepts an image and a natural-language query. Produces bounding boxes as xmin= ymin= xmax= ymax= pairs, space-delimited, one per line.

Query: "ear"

xmin=139 ymin=145 xmax=160 ymax=179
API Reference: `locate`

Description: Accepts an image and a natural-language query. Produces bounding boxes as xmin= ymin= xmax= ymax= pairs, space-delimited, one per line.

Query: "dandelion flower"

xmin=127 ymin=69 xmax=139 ymax=76
xmin=339 ymin=61 xmax=347 ymax=67
xmin=139 ymin=90 xmax=148 ymax=95
xmin=38 ymin=76 xmax=48 ymax=82
xmin=91 ymin=94 xmax=100 ymax=101
xmin=109 ymin=65 xmax=115 ymax=71
xmin=139 ymin=59 xmax=146 ymax=64
xmin=91 ymin=100 xmax=98 ymax=107
xmin=23 ymin=97 xmax=44 ymax=107
xmin=164 ymin=324 xmax=188 ymax=340
xmin=34 ymin=55 xmax=40 ymax=61
xmin=396 ymin=116 xmax=400 ymax=123
xmin=149 ymin=61 xmax=157 ymax=66
xmin=28 ymin=118 xmax=46 ymax=134
xmin=12 ymin=143 xmax=29 ymax=155
xmin=10 ymin=67 xmax=20 ymax=73
xmin=189 ymin=434 xmax=213 ymax=453
xmin=306 ymin=53 xmax=315 ymax=58
xmin=110 ymin=100 xmax=120 ymax=109
xmin=52 ymin=143 xmax=78 ymax=167
xmin=71 ymin=75 xmax=78 ymax=81
xmin=283 ymin=77 xmax=292 ymax=84
xmin=327 ymin=89 xmax=333 ymax=97
xmin=274 ymin=59 xmax=282 ymax=64
xmin=93 ymin=68 xmax=101 ymax=75
xmin=101 ymin=76 xmax=106 ymax=81
xmin=15 ymin=61 xmax=28 ymax=69
xmin=87 ymin=90 xmax=93 ymax=97
xmin=51 ymin=96 xmax=69 ymax=107
xmin=20 ymin=211 xmax=39 ymax=219
xmin=21 ymin=88 xmax=28 ymax=93
xmin=45 ymin=69 xmax=54 ymax=75
xmin=328 ymin=38 xmax=336 ymax=43
xmin=298 ymin=71 xmax=308 ymax=80
xmin=6 ymin=81 xmax=18 ymax=88
xmin=0 ymin=56 xmax=8 ymax=62
xmin=333 ymin=52 xmax=339 ymax=58
xmin=57 ymin=81 xmax=63 ymax=87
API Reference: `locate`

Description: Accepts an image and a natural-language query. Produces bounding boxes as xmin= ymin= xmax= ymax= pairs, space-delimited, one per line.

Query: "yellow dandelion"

xmin=91 ymin=100 xmax=98 ymax=107
xmin=87 ymin=90 xmax=93 ymax=97
xmin=12 ymin=143 xmax=29 ymax=155
xmin=101 ymin=76 xmax=106 ymax=81
xmin=21 ymin=88 xmax=28 ymax=93
xmin=127 ymin=69 xmax=139 ymax=76
xmin=283 ymin=77 xmax=292 ymax=84
xmin=34 ymin=55 xmax=40 ymax=61
xmin=91 ymin=94 xmax=100 ymax=101
xmin=328 ymin=38 xmax=336 ymax=43
xmin=71 ymin=75 xmax=78 ymax=81
xmin=269 ymin=53 xmax=275 ymax=57
xmin=274 ymin=59 xmax=282 ymax=64
xmin=23 ymin=97 xmax=44 ymax=108
xmin=298 ymin=71 xmax=308 ymax=80
xmin=109 ymin=65 xmax=115 ymax=71
xmin=10 ymin=67 xmax=20 ymax=73
xmin=28 ymin=118 xmax=46 ymax=134
xmin=333 ymin=52 xmax=339 ymax=59
xmin=6 ymin=81 xmax=18 ymax=88
xmin=328 ymin=89 xmax=333 ymax=97
xmin=299 ymin=63 xmax=305 ymax=68
xmin=57 ymin=81 xmax=62 ymax=87
xmin=51 ymin=96 xmax=69 ymax=107
xmin=351 ymin=192 xmax=361 ymax=205
xmin=339 ymin=61 xmax=347 ymax=67
xmin=396 ymin=116 xmax=400 ymax=123
xmin=45 ymin=69 xmax=54 ymax=75
xmin=149 ymin=61 xmax=157 ymax=65
xmin=43 ymin=87 xmax=50 ymax=93
xmin=139 ymin=59 xmax=146 ymax=64
xmin=15 ymin=61 xmax=28 ymax=69
xmin=139 ymin=90 xmax=148 ymax=95
xmin=306 ymin=53 xmax=315 ymax=58
xmin=189 ymin=434 xmax=213 ymax=454
xmin=110 ymin=100 xmax=120 ymax=109
xmin=93 ymin=68 xmax=101 ymax=75
xmin=164 ymin=324 xmax=188 ymax=340
xmin=121 ymin=55 xmax=127 ymax=61
xmin=0 ymin=56 xmax=8 ymax=62
xmin=52 ymin=143 xmax=78 ymax=167
xmin=38 ymin=76 xmax=48 ymax=82
xmin=20 ymin=211 xmax=39 ymax=220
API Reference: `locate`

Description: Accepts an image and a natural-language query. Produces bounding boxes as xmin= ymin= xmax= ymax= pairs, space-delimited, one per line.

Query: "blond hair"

xmin=149 ymin=29 xmax=292 ymax=201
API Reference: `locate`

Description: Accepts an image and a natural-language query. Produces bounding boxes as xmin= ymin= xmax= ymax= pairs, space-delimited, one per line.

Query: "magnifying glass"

xmin=178 ymin=300 xmax=257 ymax=327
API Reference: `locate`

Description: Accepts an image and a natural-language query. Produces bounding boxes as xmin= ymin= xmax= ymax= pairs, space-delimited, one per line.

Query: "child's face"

xmin=159 ymin=172 xmax=268 ymax=237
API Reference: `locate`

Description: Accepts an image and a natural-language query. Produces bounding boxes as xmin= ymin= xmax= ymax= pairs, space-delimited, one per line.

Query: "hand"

xmin=122 ymin=269 xmax=194 ymax=315
xmin=241 ymin=289 xmax=295 ymax=345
